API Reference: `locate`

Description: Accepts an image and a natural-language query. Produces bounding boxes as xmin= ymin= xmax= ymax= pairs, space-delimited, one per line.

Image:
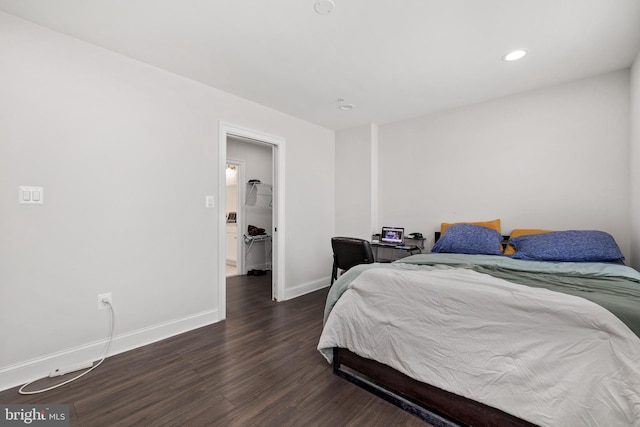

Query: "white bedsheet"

xmin=317 ymin=267 xmax=640 ymax=426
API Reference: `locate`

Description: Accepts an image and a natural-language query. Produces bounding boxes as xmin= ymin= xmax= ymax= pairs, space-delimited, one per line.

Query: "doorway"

xmin=218 ymin=122 xmax=286 ymax=321
xmin=225 ymin=159 xmax=245 ymax=277
xmin=226 ymin=139 xmax=274 ymax=278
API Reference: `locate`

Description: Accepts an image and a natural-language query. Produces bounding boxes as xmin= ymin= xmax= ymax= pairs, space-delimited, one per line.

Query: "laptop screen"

xmin=381 ymin=227 xmax=404 ymax=244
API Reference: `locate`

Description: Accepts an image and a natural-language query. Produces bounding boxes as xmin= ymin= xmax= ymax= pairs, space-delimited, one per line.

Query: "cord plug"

xmin=98 ymin=293 xmax=112 ymax=310
xmin=49 ymin=361 xmax=94 ymax=377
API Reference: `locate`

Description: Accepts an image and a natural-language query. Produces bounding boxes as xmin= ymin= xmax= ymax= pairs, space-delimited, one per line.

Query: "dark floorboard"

xmin=0 ymin=273 xmax=428 ymax=426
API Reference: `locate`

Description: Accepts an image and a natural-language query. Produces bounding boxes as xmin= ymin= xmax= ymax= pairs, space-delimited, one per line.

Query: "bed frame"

xmin=331 ymin=231 xmax=535 ymax=426
xmin=333 ymin=348 xmax=536 ymax=427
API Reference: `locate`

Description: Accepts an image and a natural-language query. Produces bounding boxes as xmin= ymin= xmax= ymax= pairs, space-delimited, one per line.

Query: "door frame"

xmin=218 ymin=121 xmax=286 ymax=320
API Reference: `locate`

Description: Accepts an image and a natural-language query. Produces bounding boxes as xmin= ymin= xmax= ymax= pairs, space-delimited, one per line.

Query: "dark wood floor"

xmin=0 ymin=273 xmax=428 ymax=426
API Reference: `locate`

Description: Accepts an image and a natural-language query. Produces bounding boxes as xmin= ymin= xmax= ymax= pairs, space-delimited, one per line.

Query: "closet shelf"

xmin=246 ymin=182 xmax=272 ymax=207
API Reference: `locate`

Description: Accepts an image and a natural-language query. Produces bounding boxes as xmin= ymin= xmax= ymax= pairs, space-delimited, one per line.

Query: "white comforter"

xmin=318 ymin=265 xmax=640 ymax=426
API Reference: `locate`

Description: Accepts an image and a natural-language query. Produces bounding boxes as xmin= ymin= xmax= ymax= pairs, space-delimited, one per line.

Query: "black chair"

xmin=331 ymin=237 xmax=375 ymax=285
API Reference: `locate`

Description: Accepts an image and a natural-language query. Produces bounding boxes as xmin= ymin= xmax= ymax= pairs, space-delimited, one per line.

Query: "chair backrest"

xmin=331 ymin=237 xmax=374 ymax=272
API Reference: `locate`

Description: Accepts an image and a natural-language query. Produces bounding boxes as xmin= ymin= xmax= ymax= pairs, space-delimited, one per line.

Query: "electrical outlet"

xmin=98 ymin=292 xmax=112 ymax=310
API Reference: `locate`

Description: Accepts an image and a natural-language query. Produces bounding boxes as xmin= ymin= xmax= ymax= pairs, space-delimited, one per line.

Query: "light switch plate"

xmin=19 ymin=186 xmax=44 ymax=205
xmin=205 ymin=196 xmax=215 ymax=208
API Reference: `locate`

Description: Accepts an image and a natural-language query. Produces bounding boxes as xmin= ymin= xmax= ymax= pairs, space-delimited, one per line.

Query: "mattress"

xmin=318 ymin=254 xmax=640 ymax=426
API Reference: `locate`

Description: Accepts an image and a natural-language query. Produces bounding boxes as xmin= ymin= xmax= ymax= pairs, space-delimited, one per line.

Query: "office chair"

xmin=331 ymin=237 xmax=375 ymax=285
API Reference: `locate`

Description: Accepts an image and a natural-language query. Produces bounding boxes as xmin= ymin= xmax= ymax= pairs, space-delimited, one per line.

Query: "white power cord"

xmin=18 ymin=300 xmax=116 ymax=395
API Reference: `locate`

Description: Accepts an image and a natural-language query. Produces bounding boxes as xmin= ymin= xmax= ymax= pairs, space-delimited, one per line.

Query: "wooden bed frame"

xmin=331 ymin=232 xmax=535 ymax=426
xmin=333 ymin=348 xmax=536 ymax=427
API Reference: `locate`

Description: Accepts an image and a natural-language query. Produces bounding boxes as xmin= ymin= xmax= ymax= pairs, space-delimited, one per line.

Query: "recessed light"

xmin=503 ymin=49 xmax=527 ymax=62
xmin=314 ymin=0 xmax=335 ymax=15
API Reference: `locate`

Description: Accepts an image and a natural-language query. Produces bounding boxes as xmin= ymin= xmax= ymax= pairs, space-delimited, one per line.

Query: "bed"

xmin=318 ymin=223 xmax=640 ymax=426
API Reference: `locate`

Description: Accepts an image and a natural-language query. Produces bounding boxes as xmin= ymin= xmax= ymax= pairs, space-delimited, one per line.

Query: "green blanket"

xmin=324 ymin=254 xmax=640 ymax=338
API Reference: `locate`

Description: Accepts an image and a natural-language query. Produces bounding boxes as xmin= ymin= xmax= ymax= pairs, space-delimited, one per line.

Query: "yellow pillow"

xmin=441 ymin=219 xmax=501 ymax=235
xmin=504 ymin=229 xmax=552 ymax=255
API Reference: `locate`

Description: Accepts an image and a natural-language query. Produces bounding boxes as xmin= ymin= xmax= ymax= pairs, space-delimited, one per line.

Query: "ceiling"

xmin=1 ymin=0 xmax=640 ymax=131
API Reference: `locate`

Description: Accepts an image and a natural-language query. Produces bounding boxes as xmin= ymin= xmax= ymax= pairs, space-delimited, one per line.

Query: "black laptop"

xmin=380 ymin=226 xmax=404 ymax=245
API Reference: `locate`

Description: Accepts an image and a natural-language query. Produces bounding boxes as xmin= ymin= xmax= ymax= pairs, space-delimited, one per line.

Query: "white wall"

xmin=631 ymin=51 xmax=640 ymax=269
xmin=0 ymin=12 xmax=334 ymax=390
xmin=335 ymin=124 xmax=378 ymax=239
xmin=377 ymin=71 xmax=631 ymax=255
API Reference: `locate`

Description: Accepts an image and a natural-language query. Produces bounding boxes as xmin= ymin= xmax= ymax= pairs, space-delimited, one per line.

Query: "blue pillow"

xmin=509 ymin=230 xmax=624 ymax=263
xmin=431 ymin=223 xmax=503 ymax=255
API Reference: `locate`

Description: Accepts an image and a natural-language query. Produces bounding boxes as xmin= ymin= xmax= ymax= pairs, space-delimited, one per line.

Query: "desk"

xmin=371 ymin=241 xmax=422 ymax=262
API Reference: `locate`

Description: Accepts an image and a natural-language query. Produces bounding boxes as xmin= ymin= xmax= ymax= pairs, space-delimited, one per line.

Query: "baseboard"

xmin=282 ymin=276 xmax=330 ymax=300
xmin=0 ymin=308 xmax=220 ymax=392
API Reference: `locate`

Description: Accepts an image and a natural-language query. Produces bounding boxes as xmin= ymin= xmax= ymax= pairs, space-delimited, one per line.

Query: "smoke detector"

xmin=336 ymin=98 xmax=354 ymax=111
xmin=314 ymin=0 xmax=335 ymax=15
